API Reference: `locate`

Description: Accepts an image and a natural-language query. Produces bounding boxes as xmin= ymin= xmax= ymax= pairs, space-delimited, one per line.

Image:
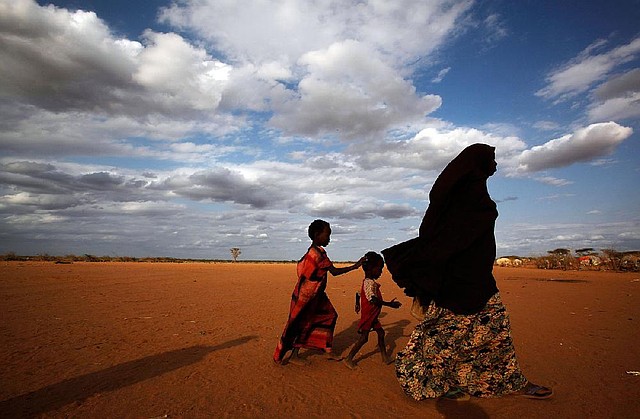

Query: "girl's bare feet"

xmin=343 ymin=358 xmax=357 ymax=369
xmin=382 ymin=351 xmax=394 ymax=365
xmin=287 ymin=348 xmax=309 ymax=365
xmin=325 ymin=351 xmax=343 ymax=361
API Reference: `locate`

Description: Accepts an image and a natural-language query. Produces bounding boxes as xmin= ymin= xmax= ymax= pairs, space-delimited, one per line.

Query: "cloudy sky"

xmin=1 ymin=0 xmax=638 ymax=261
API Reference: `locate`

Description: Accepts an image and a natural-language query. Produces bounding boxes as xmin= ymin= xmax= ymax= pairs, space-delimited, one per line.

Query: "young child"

xmin=344 ymin=251 xmax=401 ymax=369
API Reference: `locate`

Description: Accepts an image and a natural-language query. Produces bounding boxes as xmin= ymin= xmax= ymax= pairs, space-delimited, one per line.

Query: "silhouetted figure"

xmin=383 ymin=144 xmax=552 ymax=401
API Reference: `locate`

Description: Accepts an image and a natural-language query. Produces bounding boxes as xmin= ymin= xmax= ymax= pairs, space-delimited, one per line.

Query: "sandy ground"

xmin=1 ymin=261 xmax=639 ymax=418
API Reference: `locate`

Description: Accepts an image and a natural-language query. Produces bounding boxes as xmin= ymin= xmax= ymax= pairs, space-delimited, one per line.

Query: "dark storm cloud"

xmin=164 ymin=168 xmax=286 ymax=209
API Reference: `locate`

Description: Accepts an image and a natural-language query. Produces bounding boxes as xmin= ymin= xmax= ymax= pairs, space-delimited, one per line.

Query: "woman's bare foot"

xmin=441 ymin=388 xmax=471 ymax=401
xmin=518 ymin=382 xmax=553 ymax=399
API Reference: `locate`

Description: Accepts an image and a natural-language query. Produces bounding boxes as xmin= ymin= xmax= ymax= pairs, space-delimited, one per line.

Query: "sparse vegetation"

xmin=0 ymin=252 xmax=297 ymax=264
xmin=496 ymin=248 xmax=639 ymax=272
xmin=2 ymin=248 xmax=638 ymax=271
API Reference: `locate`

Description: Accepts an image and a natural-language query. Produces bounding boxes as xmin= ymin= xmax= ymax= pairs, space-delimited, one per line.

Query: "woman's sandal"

xmin=441 ymin=388 xmax=471 ymax=401
xmin=520 ymin=383 xmax=554 ymax=400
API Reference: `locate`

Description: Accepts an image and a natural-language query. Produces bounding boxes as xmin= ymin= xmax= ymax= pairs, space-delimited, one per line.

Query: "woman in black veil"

xmin=383 ymin=144 xmax=552 ymax=401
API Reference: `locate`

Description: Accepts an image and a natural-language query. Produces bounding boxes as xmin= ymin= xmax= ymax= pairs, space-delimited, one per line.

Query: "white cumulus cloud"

xmin=516 ymin=122 xmax=633 ymax=173
xmin=536 ymin=36 xmax=640 ymax=102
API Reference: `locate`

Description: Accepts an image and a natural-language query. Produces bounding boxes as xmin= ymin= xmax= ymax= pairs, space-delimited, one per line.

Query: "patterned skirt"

xmin=395 ymin=293 xmax=528 ymax=400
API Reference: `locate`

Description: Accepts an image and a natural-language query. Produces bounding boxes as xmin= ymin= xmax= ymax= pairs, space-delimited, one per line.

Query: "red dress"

xmin=273 ymin=246 xmax=337 ymax=363
xmin=357 ymin=278 xmax=383 ymax=332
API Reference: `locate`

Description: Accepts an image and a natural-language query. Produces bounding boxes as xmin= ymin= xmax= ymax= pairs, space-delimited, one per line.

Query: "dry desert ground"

xmin=1 ymin=261 xmax=639 ymax=418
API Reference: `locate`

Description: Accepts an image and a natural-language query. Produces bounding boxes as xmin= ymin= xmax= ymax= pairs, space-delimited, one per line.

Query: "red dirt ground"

xmin=1 ymin=262 xmax=639 ymax=418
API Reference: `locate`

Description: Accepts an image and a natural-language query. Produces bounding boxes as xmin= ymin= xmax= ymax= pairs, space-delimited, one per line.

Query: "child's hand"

xmin=389 ymin=298 xmax=402 ymax=309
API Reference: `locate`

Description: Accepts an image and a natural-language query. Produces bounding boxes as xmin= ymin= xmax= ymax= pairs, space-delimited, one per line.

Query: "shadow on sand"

xmin=0 ymin=335 xmax=258 ymax=417
xmin=436 ymin=398 xmax=490 ymax=419
xmin=331 ymin=312 xmax=411 ymax=363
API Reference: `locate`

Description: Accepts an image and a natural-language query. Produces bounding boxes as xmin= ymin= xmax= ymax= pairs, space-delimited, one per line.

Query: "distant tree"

xmin=230 ymin=247 xmax=241 ymax=262
xmin=547 ymin=248 xmax=572 ymax=270
xmin=575 ymin=248 xmax=595 ymax=256
xmin=2 ymin=251 xmax=18 ymax=261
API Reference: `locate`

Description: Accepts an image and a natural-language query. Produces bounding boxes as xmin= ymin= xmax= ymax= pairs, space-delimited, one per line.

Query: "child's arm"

xmin=355 ymin=292 xmax=360 ymax=313
xmin=386 ymin=297 xmax=402 ymax=309
xmin=328 ymin=257 xmax=365 ymax=276
xmin=370 ymin=296 xmax=402 ymax=308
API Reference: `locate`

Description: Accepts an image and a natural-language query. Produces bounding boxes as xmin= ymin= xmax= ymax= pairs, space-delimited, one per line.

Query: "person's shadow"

xmin=332 ymin=312 xmax=411 ymax=362
xmin=435 ymin=398 xmax=490 ymax=418
xmin=0 ymin=336 xmax=258 ymax=418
